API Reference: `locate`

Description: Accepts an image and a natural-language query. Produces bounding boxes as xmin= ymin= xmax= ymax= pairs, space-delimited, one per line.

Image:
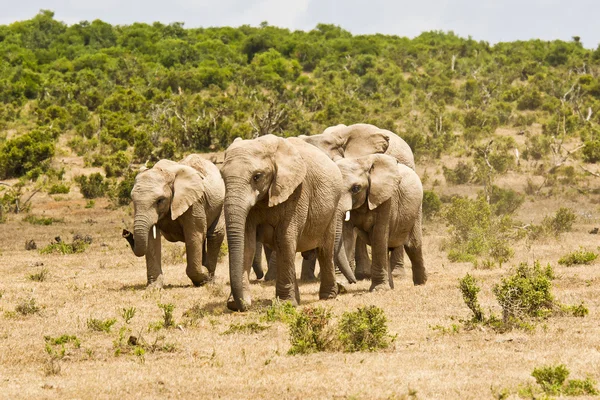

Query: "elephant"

xmin=122 ymin=154 xmax=225 ymax=288
xmin=301 ymin=123 xmax=417 ymax=279
xmin=336 ymin=154 xmax=427 ymax=291
xmin=220 ymin=134 xmax=355 ymax=311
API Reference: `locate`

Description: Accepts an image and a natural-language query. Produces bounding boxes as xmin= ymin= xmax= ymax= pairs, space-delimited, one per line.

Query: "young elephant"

xmin=337 ymin=154 xmax=427 ymax=291
xmin=123 ymin=155 xmax=225 ymax=288
xmin=221 ymin=134 xmax=354 ymax=311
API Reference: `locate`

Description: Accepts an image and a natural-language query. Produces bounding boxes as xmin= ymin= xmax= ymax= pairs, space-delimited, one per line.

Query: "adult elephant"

xmin=337 ymin=154 xmax=427 ymax=290
xmin=122 ymin=155 xmax=225 ymax=288
xmin=221 ymin=134 xmax=355 ymax=312
xmin=301 ymin=123 xmax=416 ymax=280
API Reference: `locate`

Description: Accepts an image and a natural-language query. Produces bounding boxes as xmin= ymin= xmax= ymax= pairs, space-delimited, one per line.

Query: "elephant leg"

xmin=354 ymin=236 xmax=371 ymax=280
xmin=184 ymin=229 xmax=212 ymax=287
xmin=205 ymin=220 xmax=225 ymax=279
xmin=405 ymin=211 xmax=427 ymax=285
xmin=318 ymin=219 xmax=338 ymax=300
xmin=146 ymin=229 xmax=163 ymax=288
xmin=300 ymin=249 xmax=317 ymax=281
xmin=369 ymin=203 xmax=392 ymax=292
xmin=252 ymin=241 xmax=265 ymax=280
xmin=274 ymin=235 xmax=300 ymax=306
xmin=264 ymin=247 xmax=277 ymax=281
xmin=390 ymin=246 xmax=405 ymax=277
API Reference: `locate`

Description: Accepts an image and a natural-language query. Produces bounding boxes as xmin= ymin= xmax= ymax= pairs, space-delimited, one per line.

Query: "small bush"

xmin=0 ymin=129 xmax=56 ymax=179
xmin=87 ymin=317 xmax=117 ymax=333
xmin=48 ymin=184 xmax=70 ymax=195
xmin=23 ymin=214 xmax=63 ymax=225
xmin=158 ymin=303 xmax=175 ymax=328
xmin=493 ymin=261 xmax=555 ymax=321
xmin=486 ymin=185 xmax=524 ymax=216
xmin=558 ymin=248 xmax=598 ymax=266
xmin=443 ymin=162 xmax=473 ymax=184
xmin=338 ymin=306 xmax=394 ymax=352
xmin=223 ymin=322 xmax=270 ymax=335
xmin=542 ymin=207 xmax=576 ymax=235
xmin=40 ymin=235 xmax=91 ymax=255
xmin=121 ymin=307 xmax=136 ymax=324
xmin=532 ymin=364 xmax=598 ymax=396
xmin=76 ymin=173 xmax=109 ymax=199
xmin=459 ymin=274 xmax=485 ymax=323
xmin=15 ymin=297 xmax=41 ymax=315
xmin=288 ymin=306 xmax=334 ymax=355
xmin=422 ymin=190 xmax=442 ymax=220
xmin=582 ymin=140 xmax=600 ymax=163
xmin=28 ymin=268 xmax=49 ymax=282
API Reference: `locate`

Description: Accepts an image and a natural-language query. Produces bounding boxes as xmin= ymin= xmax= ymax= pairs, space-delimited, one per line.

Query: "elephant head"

xmin=221 ymin=135 xmax=306 ymax=311
xmin=336 ymin=154 xmax=401 ymax=212
xmin=302 ymin=124 xmax=390 ymax=161
xmin=129 ymin=159 xmax=206 ymax=257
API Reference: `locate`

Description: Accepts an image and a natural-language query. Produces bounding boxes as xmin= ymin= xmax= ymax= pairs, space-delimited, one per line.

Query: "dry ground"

xmin=1 ymin=162 xmax=600 ymax=399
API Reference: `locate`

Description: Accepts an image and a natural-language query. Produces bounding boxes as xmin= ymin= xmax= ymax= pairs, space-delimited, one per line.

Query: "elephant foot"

xmin=392 ymin=267 xmax=406 ymax=278
xmin=369 ymin=282 xmax=391 ymax=292
xmin=227 ymin=292 xmax=252 ymax=312
xmin=275 ymin=295 xmax=298 ymax=307
xmin=146 ymin=274 xmax=164 ymax=290
xmin=319 ymin=283 xmax=338 ymax=300
xmin=264 ymin=269 xmax=276 ymax=281
xmin=355 ymin=271 xmax=371 ymax=281
xmin=254 ymin=269 xmax=264 ymax=280
xmin=412 ymin=270 xmax=428 ymax=285
xmin=187 ymin=267 xmax=212 ymax=287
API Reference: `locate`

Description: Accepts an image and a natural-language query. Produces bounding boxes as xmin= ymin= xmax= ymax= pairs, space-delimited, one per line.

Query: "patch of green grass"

xmin=338 ymin=306 xmax=395 ymax=352
xmin=558 ymin=248 xmax=598 ymax=267
xmin=44 ymin=334 xmax=80 ymax=347
xmin=23 ymin=214 xmax=64 ymax=225
xmin=532 ymin=364 xmax=598 ymax=396
xmin=28 ymin=268 xmax=49 ymax=282
xmin=262 ymin=299 xmax=298 ymax=323
xmin=222 ymin=322 xmax=270 ymax=335
xmin=158 ymin=303 xmax=175 ymax=328
xmin=87 ymin=317 xmax=117 ymax=333
xmin=39 ymin=235 xmax=91 ymax=255
xmin=15 ymin=297 xmax=41 ymax=315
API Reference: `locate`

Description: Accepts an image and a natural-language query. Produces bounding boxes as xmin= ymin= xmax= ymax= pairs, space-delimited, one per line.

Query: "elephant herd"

xmin=122 ymin=123 xmax=427 ymax=312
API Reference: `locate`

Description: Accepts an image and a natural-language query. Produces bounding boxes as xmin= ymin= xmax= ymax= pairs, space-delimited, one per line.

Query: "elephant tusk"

xmin=152 ymin=225 xmax=157 ymax=240
xmin=345 ymin=211 xmax=350 ymax=221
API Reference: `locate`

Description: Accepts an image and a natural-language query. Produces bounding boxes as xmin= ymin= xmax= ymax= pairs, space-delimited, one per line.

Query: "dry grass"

xmin=1 ymin=154 xmax=600 ymax=399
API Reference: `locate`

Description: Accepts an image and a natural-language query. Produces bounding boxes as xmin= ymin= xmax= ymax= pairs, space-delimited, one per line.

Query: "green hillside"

xmin=1 ymin=10 xmax=600 ymax=183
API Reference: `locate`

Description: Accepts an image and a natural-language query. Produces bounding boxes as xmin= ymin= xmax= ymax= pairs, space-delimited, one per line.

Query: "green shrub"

xmin=459 ymin=274 xmax=485 ymax=323
xmin=338 ymin=306 xmax=394 ymax=352
xmin=542 ymin=207 xmax=576 ymax=235
xmin=582 ymin=140 xmax=600 ymax=163
xmin=288 ymin=306 xmax=334 ymax=355
xmin=76 ymin=173 xmax=109 ymax=199
xmin=493 ymin=262 xmax=555 ymax=321
xmin=532 ymin=364 xmax=598 ymax=396
xmin=87 ymin=317 xmax=117 ymax=333
xmin=443 ymin=162 xmax=473 ymax=184
xmin=0 ymin=129 xmax=56 ymax=179
xmin=103 ymin=151 xmax=131 ymax=178
xmin=422 ymin=190 xmax=442 ymax=220
xmin=158 ymin=303 xmax=175 ymax=328
xmin=111 ymin=170 xmax=137 ymax=206
xmin=486 ymin=185 xmax=525 ymax=215
xmin=48 ymin=183 xmax=70 ymax=194
xmin=558 ymin=248 xmax=598 ymax=266
xmin=39 ymin=234 xmax=91 ymax=255
xmin=23 ymin=214 xmax=63 ymax=225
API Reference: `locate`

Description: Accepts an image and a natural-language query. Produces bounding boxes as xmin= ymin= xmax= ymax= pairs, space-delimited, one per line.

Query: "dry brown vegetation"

xmin=2 ymin=140 xmax=600 ymax=399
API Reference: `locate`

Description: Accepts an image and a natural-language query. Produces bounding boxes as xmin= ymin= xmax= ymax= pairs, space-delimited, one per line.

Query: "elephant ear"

xmin=367 ymin=155 xmax=400 ymax=210
xmin=344 ymin=127 xmax=390 ymax=158
xmin=171 ymin=165 xmax=205 ymax=220
xmin=268 ymin=137 xmax=307 ymax=207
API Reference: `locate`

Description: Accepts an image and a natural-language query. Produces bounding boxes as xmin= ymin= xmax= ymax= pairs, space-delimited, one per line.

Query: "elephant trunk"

xmin=335 ymin=214 xmax=357 ymax=284
xmin=132 ymin=215 xmax=154 ymax=257
xmin=224 ymin=199 xmax=251 ymax=311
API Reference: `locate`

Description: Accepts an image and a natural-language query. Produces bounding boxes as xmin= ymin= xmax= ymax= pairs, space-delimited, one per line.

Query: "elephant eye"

xmin=253 ymin=173 xmax=262 ymax=182
xmin=157 ymin=197 xmax=166 ymax=205
xmin=351 ymin=184 xmax=361 ymax=194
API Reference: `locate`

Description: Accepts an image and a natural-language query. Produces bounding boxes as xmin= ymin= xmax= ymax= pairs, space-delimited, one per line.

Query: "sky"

xmin=1 ymin=0 xmax=599 ymax=48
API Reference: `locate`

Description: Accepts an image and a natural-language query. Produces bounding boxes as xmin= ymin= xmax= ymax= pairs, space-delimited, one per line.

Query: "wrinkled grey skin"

xmin=221 ymin=134 xmax=355 ymax=311
xmin=337 ymin=154 xmax=427 ymax=290
xmin=125 ymin=155 xmax=225 ymax=288
xmin=301 ymin=123 xmax=417 ymax=279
